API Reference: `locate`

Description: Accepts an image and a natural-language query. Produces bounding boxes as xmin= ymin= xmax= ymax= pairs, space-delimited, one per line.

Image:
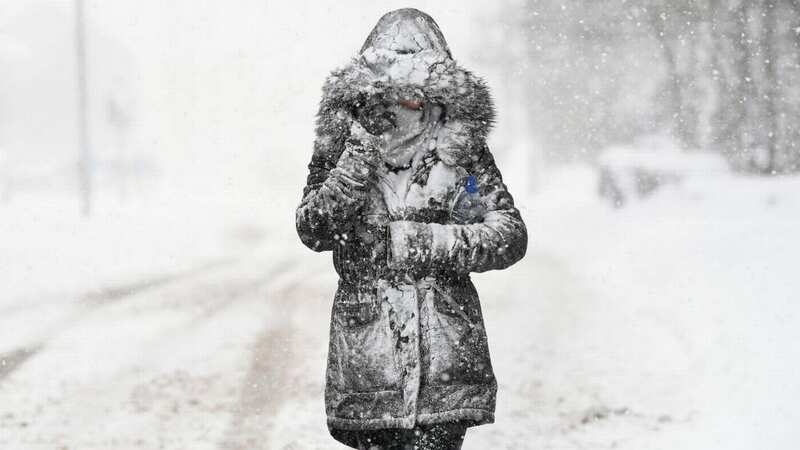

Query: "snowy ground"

xmin=1 ymin=165 xmax=799 ymax=449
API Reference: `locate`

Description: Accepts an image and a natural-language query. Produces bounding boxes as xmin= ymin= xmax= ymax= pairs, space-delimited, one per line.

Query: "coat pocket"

xmin=330 ymin=285 xmax=401 ymax=392
xmin=333 ymin=288 xmax=380 ymax=328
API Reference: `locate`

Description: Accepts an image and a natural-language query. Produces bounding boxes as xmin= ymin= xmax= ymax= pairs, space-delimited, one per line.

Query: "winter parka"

xmin=295 ymin=8 xmax=527 ymax=445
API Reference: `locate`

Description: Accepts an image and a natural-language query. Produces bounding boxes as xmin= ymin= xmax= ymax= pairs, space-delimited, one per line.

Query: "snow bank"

xmin=481 ymin=164 xmax=800 ymax=449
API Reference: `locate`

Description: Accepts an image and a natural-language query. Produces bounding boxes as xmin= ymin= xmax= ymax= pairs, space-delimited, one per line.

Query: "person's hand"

xmin=354 ymin=95 xmax=396 ymax=136
xmin=349 ymin=120 xmax=385 ymax=149
xmin=329 ymin=121 xmax=384 ymax=195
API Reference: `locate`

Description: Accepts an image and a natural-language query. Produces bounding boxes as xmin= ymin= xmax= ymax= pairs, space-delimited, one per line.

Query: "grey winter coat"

xmin=295 ymin=8 xmax=527 ymax=441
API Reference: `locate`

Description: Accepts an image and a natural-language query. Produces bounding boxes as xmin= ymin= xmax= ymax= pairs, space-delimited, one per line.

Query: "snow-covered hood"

xmin=359 ymin=8 xmax=452 ymax=86
xmin=318 ymin=8 xmax=496 ymax=158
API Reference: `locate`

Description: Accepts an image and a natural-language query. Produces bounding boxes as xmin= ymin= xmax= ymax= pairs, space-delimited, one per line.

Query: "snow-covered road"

xmin=1 ymin=167 xmax=799 ymax=449
xmin=1 ymin=234 xmax=628 ymax=450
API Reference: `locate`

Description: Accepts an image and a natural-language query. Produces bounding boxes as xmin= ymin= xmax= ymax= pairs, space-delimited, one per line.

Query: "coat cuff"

xmin=387 ymin=221 xmax=454 ymax=269
xmin=388 ymin=221 xmax=429 ymax=268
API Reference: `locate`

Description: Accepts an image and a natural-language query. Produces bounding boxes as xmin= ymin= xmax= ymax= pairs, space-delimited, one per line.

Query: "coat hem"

xmin=417 ymin=408 xmax=494 ymax=427
xmin=327 ymin=408 xmax=494 ymax=431
xmin=328 ymin=415 xmax=416 ymax=430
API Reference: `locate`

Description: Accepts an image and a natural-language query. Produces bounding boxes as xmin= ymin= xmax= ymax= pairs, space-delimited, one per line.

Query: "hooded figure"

xmin=296 ymin=8 xmax=527 ymax=448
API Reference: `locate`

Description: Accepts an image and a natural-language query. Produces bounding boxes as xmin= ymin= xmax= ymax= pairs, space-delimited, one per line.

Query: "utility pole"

xmin=74 ymin=0 xmax=92 ymax=216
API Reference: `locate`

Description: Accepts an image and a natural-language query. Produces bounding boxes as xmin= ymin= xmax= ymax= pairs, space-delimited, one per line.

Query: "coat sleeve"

xmin=295 ymin=99 xmax=379 ymax=252
xmin=386 ymin=146 xmax=528 ymax=273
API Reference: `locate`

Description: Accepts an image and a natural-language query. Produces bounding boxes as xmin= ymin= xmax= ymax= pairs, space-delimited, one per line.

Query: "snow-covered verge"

xmin=1 ymin=162 xmax=798 ymax=449
xmin=475 ymin=165 xmax=800 ymax=449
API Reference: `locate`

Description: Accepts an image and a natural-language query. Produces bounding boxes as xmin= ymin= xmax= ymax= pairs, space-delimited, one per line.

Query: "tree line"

xmin=494 ymin=0 xmax=800 ymax=174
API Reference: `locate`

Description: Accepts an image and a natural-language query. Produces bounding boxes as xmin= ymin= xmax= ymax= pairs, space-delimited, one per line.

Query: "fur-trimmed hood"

xmin=317 ymin=8 xmax=496 ymax=165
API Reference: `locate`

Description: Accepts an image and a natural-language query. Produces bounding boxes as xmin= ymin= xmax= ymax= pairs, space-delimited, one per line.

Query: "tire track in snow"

xmin=218 ymin=258 xmax=333 ymax=450
xmin=0 ymin=258 xmax=238 ymax=385
xmin=0 ymin=346 xmax=42 ymax=383
xmin=82 ymin=258 xmax=237 ymax=306
xmin=0 ymin=253 xmax=304 ymax=448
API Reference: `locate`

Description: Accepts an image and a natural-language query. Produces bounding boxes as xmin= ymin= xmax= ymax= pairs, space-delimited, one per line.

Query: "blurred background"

xmin=1 ymin=0 xmax=798 ymax=449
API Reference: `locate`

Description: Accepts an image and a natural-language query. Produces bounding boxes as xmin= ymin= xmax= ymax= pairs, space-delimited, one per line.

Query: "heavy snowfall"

xmin=1 ymin=1 xmax=799 ymax=449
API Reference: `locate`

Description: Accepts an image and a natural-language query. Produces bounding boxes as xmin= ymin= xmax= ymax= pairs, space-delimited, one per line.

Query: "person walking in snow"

xmin=296 ymin=8 xmax=527 ymax=449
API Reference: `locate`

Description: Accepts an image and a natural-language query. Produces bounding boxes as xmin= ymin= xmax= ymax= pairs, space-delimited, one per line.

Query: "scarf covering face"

xmin=381 ymin=102 xmax=443 ymax=169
